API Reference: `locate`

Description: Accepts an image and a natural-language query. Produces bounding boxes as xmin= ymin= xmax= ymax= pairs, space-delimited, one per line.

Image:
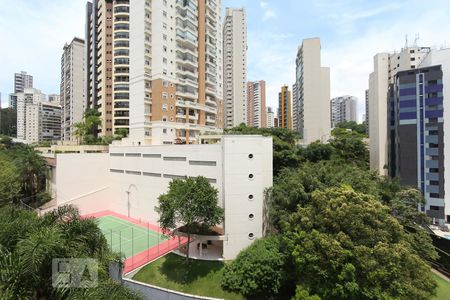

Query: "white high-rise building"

xmin=223 ymin=7 xmax=247 ymax=128
xmin=14 ymin=71 xmax=33 ymax=94
xmin=368 ymin=46 xmax=430 ymax=175
xmin=266 ymin=107 xmax=275 ymax=128
xmin=292 ymin=83 xmax=299 ymax=132
xmin=124 ymin=0 xmax=224 ymax=145
xmin=295 ymin=38 xmax=330 ymax=144
xmin=330 ymin=95 xmax=357 ymax=127
xmin=48 ymin=94 xmax=61 ymax=104
xmin=16 ymin=88 xmax=61 ymax=143
xmin=61 ymin=37 xmax=85 ymax=141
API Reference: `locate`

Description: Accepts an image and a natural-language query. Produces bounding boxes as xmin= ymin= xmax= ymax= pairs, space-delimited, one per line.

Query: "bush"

xmin=222 ymin=236 xmax=286 ymax=298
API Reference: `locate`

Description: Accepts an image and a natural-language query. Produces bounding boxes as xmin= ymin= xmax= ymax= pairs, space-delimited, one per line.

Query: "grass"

xmin=132 ymin=253 xmax=244 ymax=300
xmin=433 ymin=272 xmax=450 ymax=300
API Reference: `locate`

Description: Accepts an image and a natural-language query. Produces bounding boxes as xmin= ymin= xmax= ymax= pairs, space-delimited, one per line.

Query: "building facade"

xmin=266 ymin=107 xmax=275 ymax=128
xmin=16 ymin=88 xmax=61 ymax=143
xmin=365 ymin=89 xmax=369 ymax=134
xmin=278 ymin=85 xmax=292 ymax=129
xmin=389 ymin=48 xmax=450 ymax=224
xmin=368 ymin=46 xmax=430 ymax=175
xmin=51 ymin=135 xmax=273 ymax=260
xmin=223 ymin=7 xmax=247 ymax=129
xmin=85 ymin=0 xmax=114 ymax=137
xmin=295 ymin=38 xmax=330 ymax=143
xmin=246 ymin=80 xmax=266 ymax=128
xmin=48 ymin=94 xmax=61 ymax=104
xmin=292 ymin=83 xmax=300 ymax=132
xmin=14 ymin=71 xmax=33 ymax=94
xmin=61 ymin=37 xmax=85 ymax=141
xmin=330 ymin=95 xmax=357 ymax=127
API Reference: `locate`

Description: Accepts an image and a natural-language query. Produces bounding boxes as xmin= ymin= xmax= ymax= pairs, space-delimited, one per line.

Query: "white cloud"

xmin=259 ymin=1 xmax=276 ymax=21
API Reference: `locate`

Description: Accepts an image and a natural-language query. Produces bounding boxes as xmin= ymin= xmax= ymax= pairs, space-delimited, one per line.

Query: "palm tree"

xmin=73 ymin=122 xmax=86 ymax=145
xmin=0 ymin=205 xmax=142 ymax=299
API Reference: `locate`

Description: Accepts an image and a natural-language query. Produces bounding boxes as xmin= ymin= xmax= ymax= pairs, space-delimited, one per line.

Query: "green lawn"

xmin=132 ymin=253 xmax=244 ymax=300
xmin=433 ymin=273 xmax=450 ymax=300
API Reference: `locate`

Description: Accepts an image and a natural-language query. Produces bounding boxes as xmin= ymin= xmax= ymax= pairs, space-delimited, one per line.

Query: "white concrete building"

xmin=16 ymin=88 xmax=61 ymax=143
xmin=14 ymin=71 xmax=33 ymax=94
xmin=330 ymin=95 xmax=357 ymax=127
xmin=16 ymin=88 xmax=46 ymax=141
xmin=266 ymin=107 xmax=275 ymax=128
xmin=48 ymin=94 xmax=61 ymax=104
xmin=368 ymin=46 xmax=430 ymax=175
xmin=295 ymin=38 xmax=330 ymax=144
xmin=50 ymin=135 xmax=272 ymax=260
xmin=61 ymin=37 xmax=85 ymax=142
xmin=223 ymin=7 xmax=247 ymax=129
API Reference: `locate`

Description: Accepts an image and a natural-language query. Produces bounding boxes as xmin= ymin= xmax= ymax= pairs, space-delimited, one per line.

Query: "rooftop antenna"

xmin=414 ymin=33 xmax=420 ymax=47
xmin=405 ymin=34 xmax=409 ymax=48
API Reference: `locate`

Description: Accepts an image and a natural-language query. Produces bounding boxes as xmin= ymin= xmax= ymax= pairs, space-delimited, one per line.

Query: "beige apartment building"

xmin=223 ymin=7 xmax=247 ymax=129
xmin=295 ymin=38 xmax=330 ymax=144
xmin=61 ymin=37 xmax=85 ymax=141
xmin=86 ymin=0 xmax=224 ymax=145
xmin=85 ymin=0 xmax=114 ymax=137
xmin=368 ymin=46 xmax=430 ymax=175
xmin=247 ymin=80 xmax=266 ymax=128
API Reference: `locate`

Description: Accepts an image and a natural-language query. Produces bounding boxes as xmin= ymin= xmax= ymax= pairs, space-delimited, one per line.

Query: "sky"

xmin=1 ymin=0 xmax=450 ymax=121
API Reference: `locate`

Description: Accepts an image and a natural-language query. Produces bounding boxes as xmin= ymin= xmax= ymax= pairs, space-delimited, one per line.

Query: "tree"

xmin=222 ymin=236 xmax=286 ymax=298
xmin=283 ymin=186 xmax=436 ymax=300
xmin=0 ymin=205 xmax=141 ymax=299
xmin=329 ymin=128 xmax=369 ymax=168
xmin=156 ymin=176 xmax=224 ymax=260
xmin=0 ymin=108 xmax=17 ymax=137
xmin=336 ymin=121 xmax=366 ymax=135
xmin=0 ymin=154 xmax=21 ymax=206
xmin=12 ymin=144 xmax=48 ymax=206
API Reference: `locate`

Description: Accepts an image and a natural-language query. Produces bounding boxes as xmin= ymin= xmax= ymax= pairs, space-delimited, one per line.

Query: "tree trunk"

xmin=186 ymin=232 xmax=191 ymax=262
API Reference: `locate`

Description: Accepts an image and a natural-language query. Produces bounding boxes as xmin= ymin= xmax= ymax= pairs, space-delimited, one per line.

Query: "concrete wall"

xmin=53 ymin=136 xmax=273 ymax=259
xmin=123 ymin=278 xmax=222 ymax=300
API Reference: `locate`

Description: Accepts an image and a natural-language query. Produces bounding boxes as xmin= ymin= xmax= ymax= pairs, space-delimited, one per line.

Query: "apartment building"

xmin=61 ymin=37 xmax=85 ymax=141
xmin=246 ymin=80 xmax=266 ymax=128
xmin=368 ymin=46 xmax=430 ymax=175
xmin=14 ymin=71 xmax=33 ymax=94
xmin=330 ymin=95 xmax=357 ymax=127
xmin=266 ymin=107 xmax=275 ymax=128
xmin=223 ymin=7 xmax=247 ymax=129
xmin=365 ymin=89 xmax=369 ymax=135
xmin=292 ymin=83 xmax=299 ymax=132
xmin=16 ymin=88 xmax=61 ymax=143
xmin=48 ymin=94 xmax=61 ymax=104
xmin=389 ymin=48 xmax=450 ymax=225
xmin=295 ymin=38 xmax=330 ymax=144
xmin=85 ymin=0 xmax=114 ymax=137
xmin=278 ymin=85 xmax=292 ymax=129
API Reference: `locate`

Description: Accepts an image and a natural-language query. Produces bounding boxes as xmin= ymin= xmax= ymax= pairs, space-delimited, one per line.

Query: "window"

xmin=430 ymin=193 xmax=440 ymax=198
xmin=162 ymin=92 xmax=168 ymax=99
xmin=163 ymin=11 xmax=167 ymax=18
xmin=163 ymin=128 xmax=167 ymax=134
xmin=248 ymin=153 xmax=254 ymax=159
xmin=162 ymin=104 xmax=168 ymax=110
xmin=430 ymin=180 xmax=439 ymax=186
xmin=248 ymin=174 xmax=254 ymax=179
xmin=163 ymin=46 xmax=167 ymax=52
xmin=430 ymin=205 xmax=441 ymax=211
xmin=248 ymin=233 xmax=255 ymax=240
xmin=163 ymin=23 xmax=167 ymax=30
xmin=248 ymin=214 xmax=254 ymax=220
xmin=163 ymin=58 xmax=167 ymax=64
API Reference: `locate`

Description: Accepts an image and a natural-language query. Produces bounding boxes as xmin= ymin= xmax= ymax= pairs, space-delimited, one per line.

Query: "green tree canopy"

xmin=335 ymin=121 xmax=367 ymax=135
xmin=0 ymin=154 xmax=21 ymax=206
xmin=156 ymin=176 xmax=224 ymax=260
xmin=222 ymin=236 xmax=286 ymax=299
xmin=0 ymin=108 xmax=17 ymax=137
xmin=0 ymin=205 xmax=141 ymax=299
xmin=283 ymin=186 xmax=436 ymax=300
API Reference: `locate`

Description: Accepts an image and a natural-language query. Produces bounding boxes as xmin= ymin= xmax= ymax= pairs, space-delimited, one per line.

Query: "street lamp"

xmin=126 ymin=184 xmax=137 ymax=218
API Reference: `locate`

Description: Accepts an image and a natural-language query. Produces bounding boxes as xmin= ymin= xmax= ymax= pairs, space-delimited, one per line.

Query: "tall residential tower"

xmin=278 ymin=85 xmax=292 ymax=129
xmin=330 ymin=95 xmax=357 ymax=127
xmin=246 ymin=80 xmax=266 ymax=128
xmin=223 ymin=7 xmax=247 ymax=128
xmin=61 ymin=37 xmax=85 ymax=141
xmin=295 ymin=38 xmax=330 ymax=143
